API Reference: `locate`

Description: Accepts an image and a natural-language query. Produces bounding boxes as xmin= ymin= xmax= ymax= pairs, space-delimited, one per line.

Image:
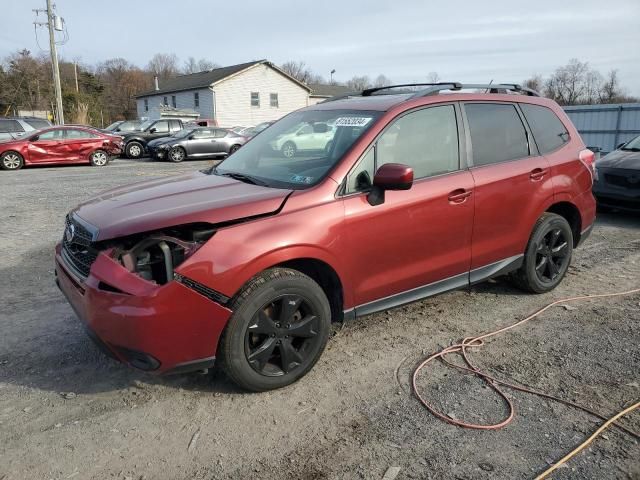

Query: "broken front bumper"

xmin=55 ymin=243 xmax=232 ymax=374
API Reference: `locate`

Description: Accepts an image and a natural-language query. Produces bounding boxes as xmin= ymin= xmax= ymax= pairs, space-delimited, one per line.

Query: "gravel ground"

xmin=0 ymin=158 xmax=639 ymax=480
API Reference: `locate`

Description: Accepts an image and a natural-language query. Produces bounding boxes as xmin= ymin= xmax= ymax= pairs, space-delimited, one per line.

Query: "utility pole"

xmin=74 ymin=61 xmax=79 ymax=92
xmin=34 ymin=1 xmax=64 ymax=124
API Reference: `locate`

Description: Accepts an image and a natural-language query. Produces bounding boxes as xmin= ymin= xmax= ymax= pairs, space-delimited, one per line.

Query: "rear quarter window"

xmin=520 ymin=104 xmax=570 ymax=153
xmin=0 ymin=119 xmax=24 ymax=133
xmin=23 ymin=118 xmax=51 ymax=130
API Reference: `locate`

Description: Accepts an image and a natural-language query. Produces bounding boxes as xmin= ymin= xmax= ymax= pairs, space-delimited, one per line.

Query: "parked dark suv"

xmin=593 ymin=134 xmax=640 ymax=212
xmin=56 ymin=83 xmax=595 ymax=391
xmin=122 ymin=119 xmax=184 ymax=158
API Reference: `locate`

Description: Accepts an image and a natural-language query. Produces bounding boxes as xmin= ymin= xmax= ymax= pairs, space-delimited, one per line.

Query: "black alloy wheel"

xmin=534 ymin=228 xmax=570 ymax=283
xmin=245 ymin=294 xmax=320 ymax=376
xmin=218 ymin=268 xmax=331 ymax=391
xmin=510 ymin=212 xmax=573 ymax=293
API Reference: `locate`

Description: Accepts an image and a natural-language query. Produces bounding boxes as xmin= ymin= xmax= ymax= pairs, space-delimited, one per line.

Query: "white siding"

xmin=136 ymin=88 xmax=214 ymax=120
xmin=213 ymin=64 xmax=309 ymax=127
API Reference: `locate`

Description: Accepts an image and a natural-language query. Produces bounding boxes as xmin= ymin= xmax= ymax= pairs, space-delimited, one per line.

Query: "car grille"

xmin=604 ymin=172 xmax=640 ymax=189
xmin=61 ymin=216 xmax=99 ymax=278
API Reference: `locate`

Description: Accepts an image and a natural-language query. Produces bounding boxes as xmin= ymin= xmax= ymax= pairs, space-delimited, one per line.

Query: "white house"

xmin=135 ymin=60 xmax=312 ymax=127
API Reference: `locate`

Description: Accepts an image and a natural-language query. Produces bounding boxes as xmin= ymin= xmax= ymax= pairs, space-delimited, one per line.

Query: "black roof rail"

xmin=321 ymin=82 xmax=540 ymax=103
xmin=361 ymin=82 xmax=463 ymax=96
xmin=409 ymin=83 xmax=540 ymax=98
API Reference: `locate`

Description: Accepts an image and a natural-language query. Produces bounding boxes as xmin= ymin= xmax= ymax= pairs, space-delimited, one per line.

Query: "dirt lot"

xmin=0 ymin=158 xmax=638 ymax=480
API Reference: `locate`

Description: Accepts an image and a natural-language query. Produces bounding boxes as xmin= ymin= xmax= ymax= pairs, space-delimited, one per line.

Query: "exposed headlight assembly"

xmin=113 ymin=225 xmax=216 ymax=285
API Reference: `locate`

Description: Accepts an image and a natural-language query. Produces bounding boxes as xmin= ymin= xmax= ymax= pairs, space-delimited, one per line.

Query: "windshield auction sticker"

xmin=334 ymin=117 xmax=372 ymax=127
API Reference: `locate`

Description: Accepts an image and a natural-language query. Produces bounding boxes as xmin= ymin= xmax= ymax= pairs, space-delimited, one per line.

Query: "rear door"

xmin=0 ymin=119 xmax=25 ymax=141
xmin=342 ymin=103 xmax=475 ymax=311
xmin=62 ymin=129 xmax=102 ymax=162
xmin=462 ymin=102 xmax=553 ymax=276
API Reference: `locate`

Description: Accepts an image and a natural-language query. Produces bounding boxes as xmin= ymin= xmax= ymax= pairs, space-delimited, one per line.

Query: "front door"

xmin=26 ymin=128 xmax=66 ymax=163
xmin=342 ymin=104 xmax=475 ymax=313
xmin=462 ymin=102 xmax=554 ymax=273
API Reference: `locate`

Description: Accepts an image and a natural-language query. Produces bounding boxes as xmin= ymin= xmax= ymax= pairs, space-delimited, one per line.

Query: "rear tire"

xmin=1 ymin=151 xmax=24 ymax=171
xmin=510 ymin=213 xmax=573 ymax=293
xmin=125 ymin=141 xmax=144 ymax=159
xmin=89 ymin=149 xmax=109 ymax=166
xmin=218 ymin=268 xmax=331 ymax=392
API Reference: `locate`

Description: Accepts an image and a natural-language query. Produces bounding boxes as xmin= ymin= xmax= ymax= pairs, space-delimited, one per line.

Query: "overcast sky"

xmin=3 ymin=0 xmax=640 ymax=95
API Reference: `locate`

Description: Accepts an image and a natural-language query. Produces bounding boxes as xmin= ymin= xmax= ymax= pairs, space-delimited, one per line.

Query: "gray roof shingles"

xmin=136 ymin=60 xmax=267 ymax=97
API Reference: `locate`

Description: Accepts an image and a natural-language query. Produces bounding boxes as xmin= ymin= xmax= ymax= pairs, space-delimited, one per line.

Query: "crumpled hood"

xmin=147 ymin=137 xmax=175 ymax=148
xmin=597 ymin=149 xmax=640 ymax=169
xmin=72 ymin=171 xmax=292 ymax=241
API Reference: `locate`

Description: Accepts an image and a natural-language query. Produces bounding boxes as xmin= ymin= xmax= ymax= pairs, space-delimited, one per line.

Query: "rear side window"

xmin=0 ymin=119 xmax=24 ymax=133
xmin=520 ymin=104 xmax=569 ymax=153
xmin=465 ymin=103 xmax=529 ymax=166
xmin=152 ymin=121 xmax=169 ymax=133
xmin=23 ymin=118 xmax=50 ymax=129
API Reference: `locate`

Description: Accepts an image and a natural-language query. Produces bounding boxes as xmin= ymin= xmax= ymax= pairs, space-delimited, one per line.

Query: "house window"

xmin=251 ymin=92 xmax=260 ymax=107
xmin=163 ymin=96 xmax=168 ymax=106
xmin=270 ymin=93 xmax=279 ymax=107
xmin=194 ymin=92 xmax=199 ymax=108
xmin=171 ymin=95 xmax=177 ymax=108
xmin=144 ymin=99 xmax=149 ymax=112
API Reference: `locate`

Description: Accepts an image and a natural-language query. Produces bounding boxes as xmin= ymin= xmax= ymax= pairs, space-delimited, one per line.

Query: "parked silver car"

xmin=146 ymin=127 xmax=248 ymax=162
xmin=0 ymin=116 xmax=52 ymax=141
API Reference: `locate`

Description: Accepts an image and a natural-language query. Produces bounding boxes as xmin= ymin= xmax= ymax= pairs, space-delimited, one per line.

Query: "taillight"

xmin=579 ymin=149 xmax=595 ymax=183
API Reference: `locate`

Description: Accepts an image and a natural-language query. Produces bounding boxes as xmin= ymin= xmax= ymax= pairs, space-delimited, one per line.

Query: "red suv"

xmin=55 ymin=83 xmax=596 ymax=391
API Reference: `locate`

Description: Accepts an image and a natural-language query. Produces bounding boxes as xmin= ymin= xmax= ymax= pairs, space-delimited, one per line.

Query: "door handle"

xmin=448 ymin=188 xmax=472 ymax=203
xmin=530 ymin=168 xmax=548 ymax=181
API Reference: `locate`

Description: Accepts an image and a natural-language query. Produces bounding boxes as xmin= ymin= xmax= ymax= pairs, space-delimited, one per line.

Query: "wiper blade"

xmin=621 ymin=147 xmax=640 ymax=152
xmin=219 ymin=171 xmax=267 ymax=186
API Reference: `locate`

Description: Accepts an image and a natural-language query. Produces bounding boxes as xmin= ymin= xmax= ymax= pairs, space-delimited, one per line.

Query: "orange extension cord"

xmin=411 ymin=288 xmax=640 ymax=473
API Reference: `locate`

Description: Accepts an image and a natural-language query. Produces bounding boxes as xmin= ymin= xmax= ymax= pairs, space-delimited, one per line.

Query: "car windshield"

xmin=105 ymin=121 xmax=122 ymax=131
xmin=621 ymin=135 xmax=640 ymax=151
xmin=212 ymin=109 xmax=381 ymax=189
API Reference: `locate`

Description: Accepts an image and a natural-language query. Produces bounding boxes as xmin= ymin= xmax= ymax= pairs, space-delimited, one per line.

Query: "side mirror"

xmin=367 ymin=163 xmax=414 ymax=206
xmin=296 ymin=130 xmax=305 ymax=136
xmin=616 ymin=142 xmax=626 ymax=150
xmin=149 ymin=127 xmax=157 ymax=133
xmin=188 ymin=135 xmax=195 ymax=140
xmin=30 ymin=135 xmax=39 ymax=142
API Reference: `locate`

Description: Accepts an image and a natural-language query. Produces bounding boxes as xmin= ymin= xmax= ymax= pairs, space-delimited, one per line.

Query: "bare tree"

xmin=599 ymin=70 xmax=627 ymax=103
xmin=544 ymin=58 xmax=590 ymax=105
xmin=183 ymin=57 xmax=219 ymax=74
xmin=373 ymin=74 xmax=392 ymax=88
xmin=427 ymin=71 xmax=440 ymax=83
xmin=346 ymin=75 xmax=371 ymax=91
xmin=522 ymin=74 xmax=544 ymax=93
xmin=280 ymin=60 xmax=315 ymax=84
xmin=147 ymin=53 xmax=180 ymax=81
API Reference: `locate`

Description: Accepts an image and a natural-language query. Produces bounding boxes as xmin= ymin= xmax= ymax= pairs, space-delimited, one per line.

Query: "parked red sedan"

xmin=0 ymin=125 xmax=123 ymax=171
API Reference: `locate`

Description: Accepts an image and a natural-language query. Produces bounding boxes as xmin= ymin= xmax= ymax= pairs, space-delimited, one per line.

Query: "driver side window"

xmin=344 ymin=105 xmax=460 ymax=194
xmin=153 ymin=121 xmax=169 ymax=133
xmin=37 ymin=129 xmax=64 ymax=140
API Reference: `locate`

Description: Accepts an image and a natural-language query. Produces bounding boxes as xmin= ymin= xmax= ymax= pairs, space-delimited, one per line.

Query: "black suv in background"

xmin=122 ymin=119 xmax=185 ymax=158
xmin=593 ymin=134 xmax=640 ymax=212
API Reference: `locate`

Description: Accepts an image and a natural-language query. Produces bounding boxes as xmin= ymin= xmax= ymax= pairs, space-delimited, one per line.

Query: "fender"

xmin=124 ymin=136 xmax=148 ymax=148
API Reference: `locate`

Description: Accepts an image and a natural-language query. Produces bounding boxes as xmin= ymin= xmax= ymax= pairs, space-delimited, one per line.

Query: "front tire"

xmin=1 ymin=151 xmax=24 ymax=170
xmin=168 ymin=146 xmax=186 ymax=162
xmin=218 ymin=268 xmax=331 ymax=392
xmin=510 ymin=213 xmax=573 ymax=293
xmin=89 ymin=149 xmax=109 ymax=166
xmin=125 ymin=141 xmax=144 ymax=159
xmin=229 ymin=144 xmax=241 ymax=154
